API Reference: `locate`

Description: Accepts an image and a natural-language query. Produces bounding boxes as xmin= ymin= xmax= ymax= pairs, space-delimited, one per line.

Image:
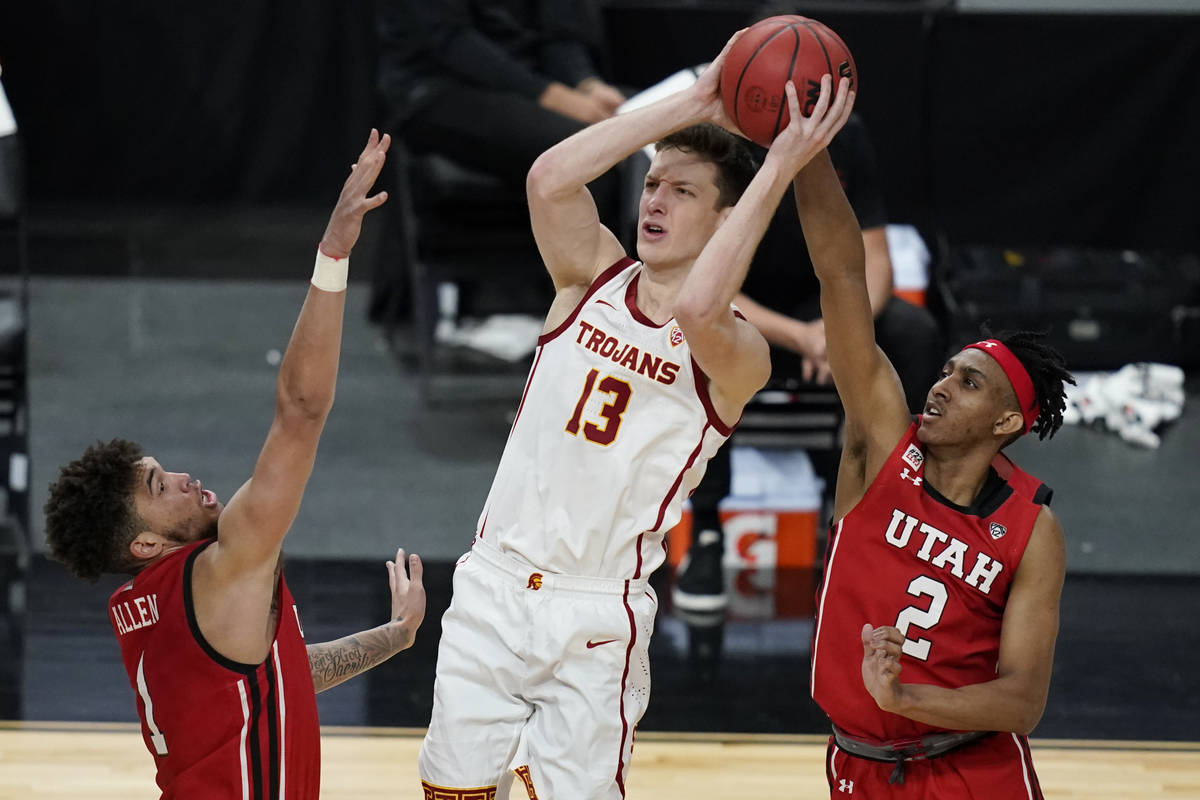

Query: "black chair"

xmin=374 ymin=142 xmax=552 ymax=405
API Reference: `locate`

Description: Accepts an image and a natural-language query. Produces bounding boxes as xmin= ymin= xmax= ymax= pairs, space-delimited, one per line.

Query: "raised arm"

xmin=212 ymin=131 xmax=389 ymax=572
xmin=796 ymin=141 xmax=910 ymax=510
xmin=525 ymin=31 xmax=748 ymax=298
xmin=308 ymin=548 xmax=426 ymax=693
xmin=185 ymin=132 xmax=389 ymax=665
xmin=860 ymin=506 xmax=1066 ymax=733
xmin=675 ymin=77 xmax=853 ymax=421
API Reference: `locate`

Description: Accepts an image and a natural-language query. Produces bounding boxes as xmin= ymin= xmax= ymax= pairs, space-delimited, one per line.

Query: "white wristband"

xmin=311 ymin=248 xmax=348 ymax=292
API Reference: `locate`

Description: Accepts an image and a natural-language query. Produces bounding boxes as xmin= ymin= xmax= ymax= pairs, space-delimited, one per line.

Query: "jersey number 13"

xmin=565 ymin=369 xmax=633 ymax=446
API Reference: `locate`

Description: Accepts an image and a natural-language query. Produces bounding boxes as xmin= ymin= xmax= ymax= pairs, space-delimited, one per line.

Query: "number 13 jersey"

xmin=476 ymin=258 xmax=734 ymax=581
xmin=811 ymin=424 xmax=1047 ymax=741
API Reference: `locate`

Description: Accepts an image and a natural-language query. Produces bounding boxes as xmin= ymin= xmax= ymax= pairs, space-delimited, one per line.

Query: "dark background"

xmin=2 ymin=1 xmax=1198 ymax=251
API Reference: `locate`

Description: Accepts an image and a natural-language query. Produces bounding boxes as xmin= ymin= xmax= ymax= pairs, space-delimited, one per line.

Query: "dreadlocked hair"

xmin=983 ymin=326 xmax=1076 ymax=441
xmin=44 ymin=438 xmax=146 ymax=582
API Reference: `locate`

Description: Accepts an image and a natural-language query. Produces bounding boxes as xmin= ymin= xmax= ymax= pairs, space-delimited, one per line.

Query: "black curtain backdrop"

xmin=0 ymin=0 xmax=379 ymax=204
xmin=0 ymin=2 xmax=1197 ymax=250
xmin=928 ymin=12 xmax=1200 ymax=250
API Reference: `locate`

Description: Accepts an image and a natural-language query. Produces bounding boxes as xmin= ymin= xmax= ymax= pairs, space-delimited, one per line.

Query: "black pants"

xmin=396 ymin=84 xmax=622 ymax=226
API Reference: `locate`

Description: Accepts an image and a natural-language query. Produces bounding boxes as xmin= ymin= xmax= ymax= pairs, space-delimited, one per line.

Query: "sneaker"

xmin=672 ymin=530 xmax=728 ymax=612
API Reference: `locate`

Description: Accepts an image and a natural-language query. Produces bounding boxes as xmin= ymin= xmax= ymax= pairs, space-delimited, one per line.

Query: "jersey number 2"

xmin=565 ymin=369 xmax=632 ymax=445
xmin=894 ymin=575 xmax=948 ymax=661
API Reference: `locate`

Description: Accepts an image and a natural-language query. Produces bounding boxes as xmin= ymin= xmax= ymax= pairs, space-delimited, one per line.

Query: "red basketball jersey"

xmin=811 ymin=424 xmax=1046 ymax=741
xmin=109 ymin=540 xmax=320 ymax=799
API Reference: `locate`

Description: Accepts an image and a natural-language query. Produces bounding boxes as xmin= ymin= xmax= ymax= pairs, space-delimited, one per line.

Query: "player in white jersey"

xmin=418 ymin=31 xmax=856 ymax=799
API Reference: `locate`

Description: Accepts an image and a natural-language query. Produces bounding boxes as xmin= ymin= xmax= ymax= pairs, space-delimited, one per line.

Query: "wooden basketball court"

xmin=2 ymin=722 xmax=1197 ymax=798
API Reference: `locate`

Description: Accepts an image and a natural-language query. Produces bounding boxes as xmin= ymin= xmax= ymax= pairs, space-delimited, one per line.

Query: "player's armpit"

xmin=685 ymin=314 xmax=771 ymax=426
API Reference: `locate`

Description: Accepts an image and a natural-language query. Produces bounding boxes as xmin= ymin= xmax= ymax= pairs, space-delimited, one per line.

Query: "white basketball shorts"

xmin=418 ymin=537 xmax=657 ymax=799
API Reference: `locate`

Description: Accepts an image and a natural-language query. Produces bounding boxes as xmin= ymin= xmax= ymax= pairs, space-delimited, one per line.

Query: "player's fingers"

xmin=359 ymin=128 xmax=379 ymax=160
xmin=408 ymin=553 xmax=424 ymax=588
xmin=393 ymin=548 xmax=408 ymax=587
xmin=874 ymin=625 xmax=907 ymax=646
xmin=783 ymin=80 xmax=801 ymax=128
xmin=818 ymin=80 xmax=855 ymax=142
xmin=387 ymin=559 xmax=398 ymax=596
xmin=808 ymin=73 xmax=834 ymax=126
xmin=861 ymin=623 xmax=876 ymax=654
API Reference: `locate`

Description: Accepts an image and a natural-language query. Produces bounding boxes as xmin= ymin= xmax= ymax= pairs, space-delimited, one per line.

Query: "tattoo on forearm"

xmin=307 ymin=624 xmax=403 ymax=693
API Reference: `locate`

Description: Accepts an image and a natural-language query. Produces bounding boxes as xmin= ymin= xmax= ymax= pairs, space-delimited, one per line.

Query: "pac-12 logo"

xmin=669 ymin=326 xmax=685 ymax=347
xmin=989 ymin=522 xmax=1007 ymax=540
xmin=902 ymin=444 xmax=924 ymax=471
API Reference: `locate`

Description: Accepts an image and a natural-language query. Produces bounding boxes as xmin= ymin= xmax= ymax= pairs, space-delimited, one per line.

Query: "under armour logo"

xmin=526 ymin=573 xmax=543 ymax=590
xmin=978 ymin=340 xmax=998 ymax=348
xmin=900 ymin=468 xmax=924 ymax=487
xmin=838 ymin=778 xmax=854 ymax=794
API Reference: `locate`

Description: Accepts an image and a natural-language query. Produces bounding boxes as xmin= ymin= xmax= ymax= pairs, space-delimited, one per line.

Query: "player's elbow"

xmin=275 ymin=384 xmax=334 ymax=424
xmin=673 ymin=291 xmax=720 ymax=331
xmin=1013 ymin=699 xmax=1047 ymax=736
xmin=526 ymin=148 xmax=574 ymax=202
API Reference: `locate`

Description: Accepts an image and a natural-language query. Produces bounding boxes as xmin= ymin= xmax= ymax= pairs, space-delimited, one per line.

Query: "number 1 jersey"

xmin=811 ymin=424 xmax=1047 ymax=741
xmin=109 ymin=540 xmax=320 ymax=799
xmin=476 ymin=258 xmax=734 ymax=580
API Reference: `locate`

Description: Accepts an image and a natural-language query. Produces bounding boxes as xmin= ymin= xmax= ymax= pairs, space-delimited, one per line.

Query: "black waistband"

xmin=832 ymin=725 xmax=994 ymax=785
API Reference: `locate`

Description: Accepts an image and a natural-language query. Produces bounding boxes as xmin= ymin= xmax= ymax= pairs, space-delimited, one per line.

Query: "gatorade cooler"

xmin=668 ymin=447 xmax=824 ymax=618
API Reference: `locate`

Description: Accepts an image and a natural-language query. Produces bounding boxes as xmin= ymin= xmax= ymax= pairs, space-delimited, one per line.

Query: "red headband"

xmin=963 ymin=339 xmax=1040 ymax=434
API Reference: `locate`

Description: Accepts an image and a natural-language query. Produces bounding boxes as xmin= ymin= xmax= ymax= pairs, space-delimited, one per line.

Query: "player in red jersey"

xmin=43 ymin=130 xmax=427 ymax=800
xmin=797 ymin=95 xmax=1075 ymax=796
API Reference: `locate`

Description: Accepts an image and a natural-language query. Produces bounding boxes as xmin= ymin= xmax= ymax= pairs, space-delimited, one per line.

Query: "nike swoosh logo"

xmin=586 ymin=638 xmax=619 ymax=649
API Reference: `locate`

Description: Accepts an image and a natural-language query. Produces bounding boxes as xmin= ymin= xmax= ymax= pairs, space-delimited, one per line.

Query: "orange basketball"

xmin=719 ymin=15 xmax=857 ymax=147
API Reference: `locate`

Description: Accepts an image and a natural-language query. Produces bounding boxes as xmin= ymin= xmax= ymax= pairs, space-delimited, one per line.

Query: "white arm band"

xmin=311 ymin=248 xmax=348 ymax=292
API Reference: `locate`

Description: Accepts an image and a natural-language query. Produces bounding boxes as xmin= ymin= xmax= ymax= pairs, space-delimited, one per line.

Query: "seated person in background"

xmin=372 ymin=0 xmax=629 ymax=326
xmin=675 ymin=110 xmax=944 ymax=611
xmin=376 ymin=0 xmax=626 ymax=187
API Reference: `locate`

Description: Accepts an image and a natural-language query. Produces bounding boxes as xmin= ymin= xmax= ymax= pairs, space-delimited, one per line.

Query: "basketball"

xmin=720 ymin=15 xmax=857 ymax=147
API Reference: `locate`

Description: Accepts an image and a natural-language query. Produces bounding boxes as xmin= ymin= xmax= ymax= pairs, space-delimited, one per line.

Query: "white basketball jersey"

xmin=476 ymin=258 xmax=735 ymax=580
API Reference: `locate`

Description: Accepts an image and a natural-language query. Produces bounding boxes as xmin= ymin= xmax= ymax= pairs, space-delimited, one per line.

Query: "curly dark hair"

xmin=983 ymin=327 xmax=1077 ymax=442
xmin=654 ymin=123 xmax=759 ymax=209
xmin=44 ymin=438 xmax=147 ymax=582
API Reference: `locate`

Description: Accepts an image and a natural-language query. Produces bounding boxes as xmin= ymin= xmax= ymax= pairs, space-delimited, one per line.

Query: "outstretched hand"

xmin=766 ymin=75 xmax=855 ymax=174
xmin=319 ymin=129 xmax=391 ymax=259
xmin=387 ymin=547 xmax=426 ymax=651
xmin=861 ymin=623 xmax=906 ymax=713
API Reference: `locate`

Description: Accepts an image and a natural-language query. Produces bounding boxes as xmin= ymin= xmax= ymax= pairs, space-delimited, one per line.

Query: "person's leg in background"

xmin=673 ymin=441 xmax=731 ymax=613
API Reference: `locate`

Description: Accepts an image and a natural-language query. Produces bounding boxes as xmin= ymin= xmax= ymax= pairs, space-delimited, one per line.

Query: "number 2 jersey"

xmin=109 ymin=539 xmax=320 ymax=799
xmin=811 ymin=423 xmax=1050 ymax=741
xmin=476 ymin=258 xmax=735 ymax=580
